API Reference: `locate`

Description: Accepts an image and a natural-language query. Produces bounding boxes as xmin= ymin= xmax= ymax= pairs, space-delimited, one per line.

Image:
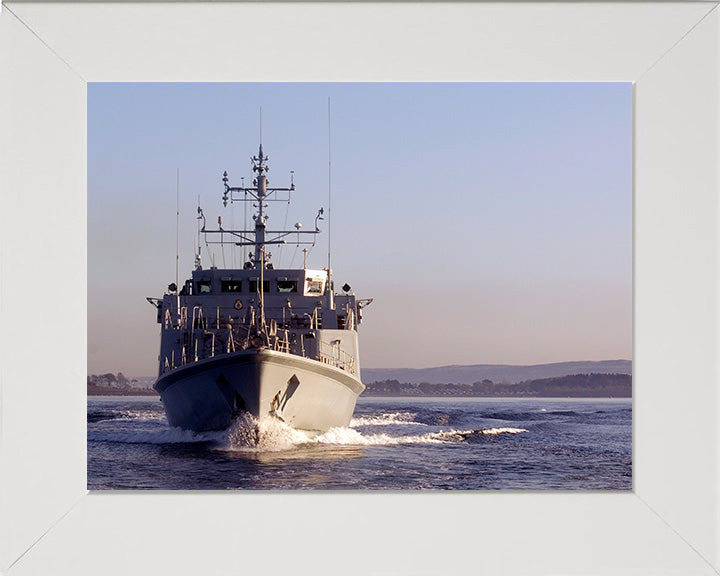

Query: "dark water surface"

xmin=87 ymin=396 xmax=631 ymax=490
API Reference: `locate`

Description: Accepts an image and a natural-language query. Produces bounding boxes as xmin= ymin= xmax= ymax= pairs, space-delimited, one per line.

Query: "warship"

xmin=148 ymin=144 xmax=371 ymax=433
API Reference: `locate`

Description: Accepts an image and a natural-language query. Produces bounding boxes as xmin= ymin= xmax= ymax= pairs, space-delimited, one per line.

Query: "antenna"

xmin=195 ymin=195 xmax=203 ymax=269
xmin=176 ymin=168 xmax=180 ymax=289
xmin=260 ymin=106 xmax=263 ymax=146
xmin=242 ymin=176 xmax=247 ymax=265
xmin=327 ymin=97 xmax=332 ymax=302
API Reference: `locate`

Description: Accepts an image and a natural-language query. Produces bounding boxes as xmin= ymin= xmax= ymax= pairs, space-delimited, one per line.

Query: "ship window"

xmin=277 ymin=280 xmax=297 ymax=293
xmin=305 ymin=279 xmax=324 ymax=295
xmin=249 ymin=280 xmax=271 ymax=293
xmin=221 ymin=280 xmax=242 ymax=293
xmin=197 ymin=280 xmax=212 ymax=294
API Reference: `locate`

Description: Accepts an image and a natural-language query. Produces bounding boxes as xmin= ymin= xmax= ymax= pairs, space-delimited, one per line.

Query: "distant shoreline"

xmin=88 ymin=371 xmax=631 ymax=398
xmin=362 ymin=373 xmax=631 ymax=398
xmin=87 ymin=389 xmax=628 ymax=399
xmin=87 ymin=385 xmax=158 ymax=396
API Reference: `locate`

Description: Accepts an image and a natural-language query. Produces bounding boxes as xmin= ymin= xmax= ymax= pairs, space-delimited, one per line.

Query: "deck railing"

xmin=160 ymin=305 xmax=356 ymax=376
xmin=317 ymin=340 xmax=356 ymax=375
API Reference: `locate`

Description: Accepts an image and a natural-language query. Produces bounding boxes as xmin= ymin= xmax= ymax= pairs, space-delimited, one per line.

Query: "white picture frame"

xmin=1 ymin=2 xmax=718 ymax=575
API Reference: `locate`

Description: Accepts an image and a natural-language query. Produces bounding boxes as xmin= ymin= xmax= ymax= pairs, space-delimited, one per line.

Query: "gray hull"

xmin=155 ymin=349 xmax=364 ymax=432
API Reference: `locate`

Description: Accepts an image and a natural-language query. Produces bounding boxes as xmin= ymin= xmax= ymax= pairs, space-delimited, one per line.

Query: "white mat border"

xmin=1 ymin=3 xmax=718 ymax=575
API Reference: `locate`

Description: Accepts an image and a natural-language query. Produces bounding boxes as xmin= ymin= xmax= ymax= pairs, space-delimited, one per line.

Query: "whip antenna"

xmin=176 ymin=168 xmax=180 ymax=289
xmin=327 ymin=97 xmax=332 ymax=298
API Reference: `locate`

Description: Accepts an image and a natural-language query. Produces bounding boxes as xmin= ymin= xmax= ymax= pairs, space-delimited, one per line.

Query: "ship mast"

xmin=252 ymin=144 xmax=268 ymax=269
xmin=209 ymin=144 xmax=325 ymax=339
xmin=253 ymin=145 xmax=268 ymax=330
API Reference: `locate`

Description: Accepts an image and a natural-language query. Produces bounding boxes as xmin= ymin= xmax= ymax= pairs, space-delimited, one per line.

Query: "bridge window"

xmin=197 ymin=280 xmax=212 ymax=294
xmin=277 ymin=280 xmax=297 ymax=293
xmin=305 ymin=279 xmax=324 ymax=295
xmin=249 ymin=280 xmax=271 ymax=293
xmin=221 ymin=280 xmax=242 ymax=293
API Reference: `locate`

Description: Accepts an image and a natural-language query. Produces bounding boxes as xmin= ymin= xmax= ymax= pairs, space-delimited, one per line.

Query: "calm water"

xmin=87 ymin=396 xmax=631 ymax=490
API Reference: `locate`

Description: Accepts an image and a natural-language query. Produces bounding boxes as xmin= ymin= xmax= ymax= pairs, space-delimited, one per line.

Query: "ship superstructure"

xmin=148 ymin=145 xmax=371 ymax=433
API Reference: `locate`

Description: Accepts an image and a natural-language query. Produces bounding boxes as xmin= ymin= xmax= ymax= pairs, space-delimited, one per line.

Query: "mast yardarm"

xmin=215 ymin=145 xmax=323 ymax=269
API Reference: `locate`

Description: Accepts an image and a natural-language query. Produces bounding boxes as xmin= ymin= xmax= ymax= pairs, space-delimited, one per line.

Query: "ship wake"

xmin=89 ymin=407 xmax=526 ymax=449
xmin=221 ymin=411 xmax=527 ymax=452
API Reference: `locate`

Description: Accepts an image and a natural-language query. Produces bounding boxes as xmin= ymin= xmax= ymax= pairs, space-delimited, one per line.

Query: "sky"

xmin=88 ymin=82 xmax=632 ymax=377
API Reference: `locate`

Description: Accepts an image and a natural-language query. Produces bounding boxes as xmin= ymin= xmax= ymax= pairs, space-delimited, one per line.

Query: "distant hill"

xmin=361 ymin=360 xmax=631 ymax=386
xmin=363 ymin=373 xmax=631 ymax=398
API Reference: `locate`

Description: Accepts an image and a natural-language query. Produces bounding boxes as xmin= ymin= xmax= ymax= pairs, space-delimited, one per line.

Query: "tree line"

xmin=362 ymin=373 xmax=631 ymax=398
xmin=87 ymin=372 xmax=133 ymax=389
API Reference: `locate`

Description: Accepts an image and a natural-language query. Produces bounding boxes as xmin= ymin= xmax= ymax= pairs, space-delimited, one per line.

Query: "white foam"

xmin=313 ymin=427 xmax=369 ymax=444
xmin=220 ymin=412 xmax=531 ymax=450
xmin=350 ymin=411 xmax=422 ymax=427
xmin=312 ymin=426 xmax=527 ymax=446
xmin=116 ymin=409 xmax=166 ymax=422
xmin=314 ymin=428 xmax=446 ymax=445
xmin=478 ymin=427 xmax=527 ymax=435
xmin=224 ymin=413 xmax=311 ymax=451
